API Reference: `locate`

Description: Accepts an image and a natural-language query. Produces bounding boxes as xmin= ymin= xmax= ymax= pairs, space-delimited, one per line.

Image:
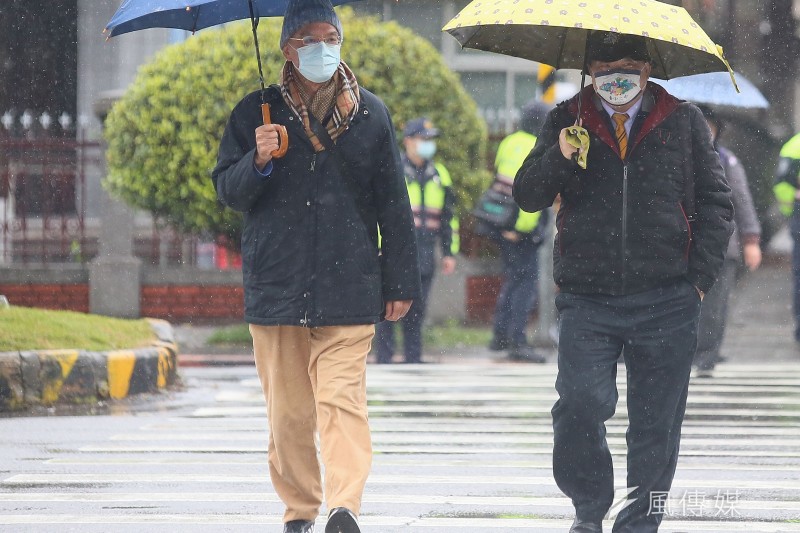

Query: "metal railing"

xmin=0 ymin=110 xmax=198 ymax=266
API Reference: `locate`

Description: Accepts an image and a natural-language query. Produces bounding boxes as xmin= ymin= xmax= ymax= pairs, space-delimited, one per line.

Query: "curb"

xmin=0 ymin=318 xmax=179 ymax=412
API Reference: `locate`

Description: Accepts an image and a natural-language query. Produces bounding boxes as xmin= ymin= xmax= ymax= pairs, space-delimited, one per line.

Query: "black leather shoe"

xmin=284 ymin=520 xmax=314 ymax=533
xmin=569 ymin=518 xmax=603 ymax=532
xmin=325 ymin=507 xmax=360 ymax=533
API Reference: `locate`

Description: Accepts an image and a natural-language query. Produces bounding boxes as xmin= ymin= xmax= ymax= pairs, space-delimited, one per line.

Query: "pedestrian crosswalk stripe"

xmin=6 ymin=473 xmax=800 ymax=491
xmin=188 ymin=405 xmax=800 ymax=419
xmin=41 ymin=456 xmax=800 ymax=475
xmin=3 ymin=492 xmax=800 ymax=515
xmin=2 ymin=514 xmax=800 ymax=531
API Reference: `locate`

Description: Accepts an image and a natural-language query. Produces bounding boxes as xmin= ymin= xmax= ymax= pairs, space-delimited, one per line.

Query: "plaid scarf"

xmin=280 ymin=61 xmax=360 ymax=152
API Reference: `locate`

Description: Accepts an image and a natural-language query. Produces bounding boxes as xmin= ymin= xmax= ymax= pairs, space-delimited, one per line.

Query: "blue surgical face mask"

xmin=416 ymin=140 xmax=437 ymax=160
xmin=295 ymin=42 xmax=341 ymax=83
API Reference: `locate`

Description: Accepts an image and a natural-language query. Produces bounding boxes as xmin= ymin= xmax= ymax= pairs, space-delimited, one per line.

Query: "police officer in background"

xmin=374 ymin=118 xmax=458 ymax=363
xmin=774 ymin=130 xmax=800 ymax=342
xmin=488 ymin=101 xmax=550 ymax=363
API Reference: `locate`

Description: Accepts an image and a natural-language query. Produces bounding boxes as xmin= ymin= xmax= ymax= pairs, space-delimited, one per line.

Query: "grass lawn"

xmin=0 ymin=306 xmax=157 ymax=352
xmin=207 ymin=319 xmax=492 ymax=350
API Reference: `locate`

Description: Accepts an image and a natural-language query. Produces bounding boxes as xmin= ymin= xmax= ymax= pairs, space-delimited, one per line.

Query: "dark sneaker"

xmin=508 ymin=344 xmax=546 ymax=363
xmin=284 ymin=520 xmax=314 ymax=533
xmin=325 ymin=508 xmax=360 ymax=533
xmin=489 ymin=336 xmax=509 ymax=351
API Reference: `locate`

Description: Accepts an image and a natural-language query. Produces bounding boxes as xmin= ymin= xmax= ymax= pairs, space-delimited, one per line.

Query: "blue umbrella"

xmin=650 ymin=71 xmax=769 ymax=109
xmin=105 ymin=0 xmax=355 ymax=37
xmin=105 ymin=0 xmax=359 ymax=157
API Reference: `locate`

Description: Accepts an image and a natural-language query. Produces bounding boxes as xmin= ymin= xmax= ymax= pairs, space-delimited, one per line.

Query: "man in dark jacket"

xmin=694 ymin=105 xmax=761 ymax=377
xmin=513 ymin=31 xmax=733 ymax=533
xmin=211 ymin=0 xmax=420 ymax=531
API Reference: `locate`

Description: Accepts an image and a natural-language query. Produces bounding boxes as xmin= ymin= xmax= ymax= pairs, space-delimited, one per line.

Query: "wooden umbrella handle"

xmin=261 ymin=103 xmax=289 ymax=158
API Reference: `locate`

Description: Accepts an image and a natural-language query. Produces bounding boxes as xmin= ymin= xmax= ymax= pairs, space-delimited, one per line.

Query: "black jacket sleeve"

xmin=440 ymin=185 xmax=456 ymax=257
xmin=371 ymin=104 xmax=422 ymax=301
xmin=211 ymin=95 xmax=271 ymax=213
xmin=685 ymin=104 xmax=734 ymax=293
xmin=513 ymin=105 xmax=578 ymax=213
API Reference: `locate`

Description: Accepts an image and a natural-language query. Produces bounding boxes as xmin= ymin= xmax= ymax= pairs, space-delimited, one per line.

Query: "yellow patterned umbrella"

xmin=443 ymin=0 xmax=736 ymax=82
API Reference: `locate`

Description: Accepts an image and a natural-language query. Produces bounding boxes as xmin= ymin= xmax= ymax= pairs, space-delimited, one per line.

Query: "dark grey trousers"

xmin=553 ymin=279 xmax=702 ymax=532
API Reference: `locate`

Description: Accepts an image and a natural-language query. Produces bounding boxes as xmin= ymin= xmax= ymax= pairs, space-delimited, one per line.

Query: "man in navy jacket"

xmin=514 ymin=31 xmax=733 ymax=533
xmin=212 ymin=1 xmax=420 ymax=531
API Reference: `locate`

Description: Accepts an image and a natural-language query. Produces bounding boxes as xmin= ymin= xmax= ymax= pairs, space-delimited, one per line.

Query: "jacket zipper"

xmin=621 ymin=164 xmax=628 ymax=291
xmin=304 ymin=153 xmax=318 ymax=327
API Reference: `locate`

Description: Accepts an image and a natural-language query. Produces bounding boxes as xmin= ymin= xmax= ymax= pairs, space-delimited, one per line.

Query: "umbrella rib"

xmin=649 ymin=39 xmax=669 ymax=79
xmin=190 ymin=5 xmax=201 ymax=33
xmin=555 ymin=28 xmax=569 ymax=70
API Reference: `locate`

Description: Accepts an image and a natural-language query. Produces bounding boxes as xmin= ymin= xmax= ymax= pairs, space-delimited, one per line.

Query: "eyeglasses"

xmin=288 ymin=35 xmax=342 ymax=47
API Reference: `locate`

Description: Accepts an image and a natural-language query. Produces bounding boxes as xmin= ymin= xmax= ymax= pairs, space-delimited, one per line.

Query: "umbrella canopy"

xmin=443 ymin=0 xmax=735 ymax=81
xmin=105 ymin=0 xmax=353 ymax=37
xmin=650 ymin=72 xmax=769 ymax=109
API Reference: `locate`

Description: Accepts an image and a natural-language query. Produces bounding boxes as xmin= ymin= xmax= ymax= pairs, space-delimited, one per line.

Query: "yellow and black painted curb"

xmin=0 ymin=319 xmax=178 ymax=412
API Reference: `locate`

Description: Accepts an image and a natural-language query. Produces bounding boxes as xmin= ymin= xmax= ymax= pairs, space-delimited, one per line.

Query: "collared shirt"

xmin=599 ymin=93 xmax=644 ymax=138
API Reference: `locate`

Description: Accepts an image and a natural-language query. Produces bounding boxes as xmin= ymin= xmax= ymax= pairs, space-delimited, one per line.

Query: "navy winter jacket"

xmin=212 ymin=86 xmax=421 ymax=326
xmin=514 ymin=84 xmax=733 ymax=296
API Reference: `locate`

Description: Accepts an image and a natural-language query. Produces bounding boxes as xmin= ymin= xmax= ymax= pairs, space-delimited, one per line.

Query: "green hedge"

xmin=104 ymin=9 xmax=491 ymax=245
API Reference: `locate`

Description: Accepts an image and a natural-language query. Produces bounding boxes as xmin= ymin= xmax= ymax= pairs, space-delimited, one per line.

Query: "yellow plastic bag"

xmin=565 ymin=125 xmax=590 ymax=169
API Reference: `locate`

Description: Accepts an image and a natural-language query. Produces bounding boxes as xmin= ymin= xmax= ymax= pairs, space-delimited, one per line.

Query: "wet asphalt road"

xmin=3 ymin=359 xmax=800 ymax=533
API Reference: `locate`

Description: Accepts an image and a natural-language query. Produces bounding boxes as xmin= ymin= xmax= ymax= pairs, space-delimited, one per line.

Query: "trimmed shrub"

xmin=104 ymin=9 xmax=490 ymax=245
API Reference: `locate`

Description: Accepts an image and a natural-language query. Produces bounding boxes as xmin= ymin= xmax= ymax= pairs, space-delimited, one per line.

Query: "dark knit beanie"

xmin=585 ymin=30 xmax=651 ymax=64
xmin=280 ymin=0 xmax=343 ymax=48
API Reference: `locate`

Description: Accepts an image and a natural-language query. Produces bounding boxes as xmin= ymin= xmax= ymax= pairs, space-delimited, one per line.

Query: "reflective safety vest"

xmin=405 ymin=161 xmax=459 ymax=255
xmin=494 ymin=130 xmax=542 ymax=233
xmin=773 ymin=133 xmax=800 ymax=217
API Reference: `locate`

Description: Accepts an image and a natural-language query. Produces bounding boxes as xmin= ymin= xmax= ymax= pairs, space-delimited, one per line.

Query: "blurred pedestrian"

xmin=486 ymin=101 xmax=551 ymax=363
xmin=211 ymin=0 xmax=421 ymax=531
xmin=773 ymin=131 xmax=800 ymax=342
xmin=374 ymin=118 xmax=458 ymax=364
xmin=513 ymin=30 xmax=733 ymax=533
xmin=694 ymin=105 xmax=762 ymax=377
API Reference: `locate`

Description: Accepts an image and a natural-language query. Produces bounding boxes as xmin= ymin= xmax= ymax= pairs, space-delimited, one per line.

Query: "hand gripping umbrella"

xmin=105 ymin=0 xmax=357 ymax=158
xmin=443 ymin=0 xmax=738 ymax=168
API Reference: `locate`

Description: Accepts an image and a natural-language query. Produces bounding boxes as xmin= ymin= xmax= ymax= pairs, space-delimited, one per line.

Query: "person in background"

xmin=694 ymin=105 xmax=762 ymax=377
xmin=487 ymin=101 xmax=551 ymax=363
xmin=211 ymin=0 xmax=421 ymax=531
xmin=513 ymin=30 xmax=733 ymax=533
xmin=374 ymin=118 xmax=458 ymax=364
xmin=773 ymin=131 xmax=800 ymax=342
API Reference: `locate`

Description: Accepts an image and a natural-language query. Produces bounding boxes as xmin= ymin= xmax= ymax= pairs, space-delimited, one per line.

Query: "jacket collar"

xmin=567 ymin=82 xmax=682 ymax=159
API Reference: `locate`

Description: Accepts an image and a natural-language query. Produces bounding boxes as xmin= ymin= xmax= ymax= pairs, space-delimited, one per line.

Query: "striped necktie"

xmin=612 ymin=112 xmax=629 ymax=159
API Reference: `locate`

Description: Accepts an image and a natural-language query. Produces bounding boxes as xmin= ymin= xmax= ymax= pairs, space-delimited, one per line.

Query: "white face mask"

xmin=593 ymin=69 xmax=643 ymax=106
xmin=295 ymin=42 xmax=341 ymax=83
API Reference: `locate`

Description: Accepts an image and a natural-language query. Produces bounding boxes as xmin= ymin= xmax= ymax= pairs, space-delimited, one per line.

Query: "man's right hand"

xmin=254 ymin=123 xmax=281 ymax=170
xmin=558 ymin=127 xmax=581 ymax=161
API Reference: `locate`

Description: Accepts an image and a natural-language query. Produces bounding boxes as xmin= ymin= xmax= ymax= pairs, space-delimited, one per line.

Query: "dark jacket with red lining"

xmin=513 ymin=83 xmax=733 ymax=296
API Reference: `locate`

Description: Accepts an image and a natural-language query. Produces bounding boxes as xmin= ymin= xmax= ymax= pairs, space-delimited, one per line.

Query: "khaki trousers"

xmin=249 ymin=324 xmax=374 ymax=522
